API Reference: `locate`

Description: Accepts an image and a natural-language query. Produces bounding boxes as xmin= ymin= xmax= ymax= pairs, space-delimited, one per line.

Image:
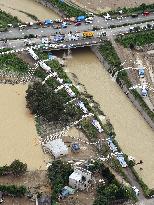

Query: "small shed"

xmin=60 ymin=186 xmax=75 ymax=198
xmin=71 ymin=143 xmax=80 ymax=152
xmin=138 ymin=68 xmax=144 ymax=77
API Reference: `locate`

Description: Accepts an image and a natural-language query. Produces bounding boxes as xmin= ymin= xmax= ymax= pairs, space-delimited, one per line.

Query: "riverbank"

xmin=0 ymin=84 xmax=49 ymax=170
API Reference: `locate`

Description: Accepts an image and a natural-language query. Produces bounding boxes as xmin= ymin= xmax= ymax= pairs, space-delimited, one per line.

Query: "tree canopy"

xmin=26 ymin=81 xmax=82 ymax=124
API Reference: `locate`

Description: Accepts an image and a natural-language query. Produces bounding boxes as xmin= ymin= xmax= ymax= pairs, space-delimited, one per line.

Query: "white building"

xmin=43 ymin=139 xmax=68 ymax=158
xmin=69 ymin=167 xmax=92 ymax=190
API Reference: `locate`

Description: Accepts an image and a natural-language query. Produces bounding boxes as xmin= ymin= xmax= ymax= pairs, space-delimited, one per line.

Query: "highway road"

xmin=0 ymin=19 xmax=153 ymax=52
xmin=0 ymin=12 xmax=154 ymax=40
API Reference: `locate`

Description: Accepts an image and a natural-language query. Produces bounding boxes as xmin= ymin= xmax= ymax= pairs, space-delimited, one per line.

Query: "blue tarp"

xmin=139 ymin=68 xmax=144 ymax=76
xmin=44 ymin=19 xmax=53 ymax=25
xmin=77 ymin=15 xmax=86 ymax=21
xmin=72 ymin=143 xmax=80 ymax=151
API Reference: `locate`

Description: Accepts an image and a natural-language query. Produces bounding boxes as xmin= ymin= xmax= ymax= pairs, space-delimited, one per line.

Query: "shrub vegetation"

xmin=0 ymin=10 xmax=20 ymax=30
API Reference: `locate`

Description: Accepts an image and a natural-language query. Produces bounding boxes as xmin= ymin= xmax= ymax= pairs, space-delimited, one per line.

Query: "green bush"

xmin=0 ymin=53 xmax=29 ymax=73
xmin=116 ymin=30 xmax=154 ymax=47
xmin=0 ymin=10 xmax=20 ymax=29
xmin=0 ymin=184 xmax=27 ymax=197
xmin=91 ymin=161 xmax=137 ymax=205
xmin=79 ymin=118 xmax=99 ymax=141
xmin=47 ymin=60 xmax=72 ymax=83
xmin=0 ymin=160 xmax=27 ymax=176
xmin=100 ymin=3 xmax=154 ymax=16
xmin=48 ymin=160 xmax=73 ymax=200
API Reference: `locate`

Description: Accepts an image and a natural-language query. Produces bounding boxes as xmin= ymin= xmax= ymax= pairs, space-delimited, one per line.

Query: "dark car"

xmin=143 ymin=11 xmax=150 ymax=16
xmin=75 ymin=22 xmax=81 ymax=26
xmin=131 ymin=14 xmax=138 ymax=18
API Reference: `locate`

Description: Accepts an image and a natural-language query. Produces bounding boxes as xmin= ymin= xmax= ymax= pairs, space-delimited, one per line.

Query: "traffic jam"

xmin=23 ymin=13 xmax=104 ymax=49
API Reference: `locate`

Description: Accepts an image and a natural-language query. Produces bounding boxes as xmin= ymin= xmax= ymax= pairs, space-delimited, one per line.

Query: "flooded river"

xmin=66 ymin=48 xmax=154 ymax=188
xmin=0 ymin=0 xmax=59 ymax=22
xmin=0 ymin=85 xmax=49 ymax=170
xmin=0 ymin=0 xmax=154 ymax=188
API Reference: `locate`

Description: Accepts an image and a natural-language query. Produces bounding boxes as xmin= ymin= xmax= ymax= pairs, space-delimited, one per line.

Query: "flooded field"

xmin=0 ymin=84 xmax=49 ymax=170
xmin=66 ymin=48 xmax=154 ymax=188
xmin=0 ymin=0 xmax=59 ymax=22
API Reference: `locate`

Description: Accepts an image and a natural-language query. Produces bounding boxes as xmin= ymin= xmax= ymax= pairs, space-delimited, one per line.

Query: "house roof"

xmin=38 ymin=196 xmax=51 ymax=205
xmin=69 ymin=171 xmax=82 ymax=182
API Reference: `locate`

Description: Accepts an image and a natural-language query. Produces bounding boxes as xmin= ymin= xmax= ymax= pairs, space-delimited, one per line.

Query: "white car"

xmin=117 ymin=16 xmax=123 ymax=20
xmin=85 ymin=20 xmax=93 ymax=24
xmin=132 ymin=186 xmax=140 ymax=196
xmin=85 ymin=17 xmax=93 ymax=21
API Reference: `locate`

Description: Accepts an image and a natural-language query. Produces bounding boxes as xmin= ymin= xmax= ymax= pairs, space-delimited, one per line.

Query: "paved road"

xmin=0 ymin=13 xmax=154 ymax=40
xmin=0 ymin=19 xmax=153 ymax=51
xmin=93 ymin=13 xmax=154 ymax=28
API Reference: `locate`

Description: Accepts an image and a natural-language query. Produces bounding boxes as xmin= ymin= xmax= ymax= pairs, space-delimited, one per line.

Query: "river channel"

xmin=0 ymin=0 xmax=154 ymax=188
xmin=0 ymin=0 xmax=59 ymax=22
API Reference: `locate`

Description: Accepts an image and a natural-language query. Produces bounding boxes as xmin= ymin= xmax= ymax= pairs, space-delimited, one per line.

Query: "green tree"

xmin=48 ymin=160 xmax=73 ymax=200
xmin=10 ymin=160 xmax=27 ymax=176
xmin=26 ymin=81 xmax=65 ymax=122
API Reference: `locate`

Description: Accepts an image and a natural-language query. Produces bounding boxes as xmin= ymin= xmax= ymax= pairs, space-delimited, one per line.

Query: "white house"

xmin=69 ymin=167 xmax=92 ymax=190
xmin=43 ymin=139 xmax=68 ymax=158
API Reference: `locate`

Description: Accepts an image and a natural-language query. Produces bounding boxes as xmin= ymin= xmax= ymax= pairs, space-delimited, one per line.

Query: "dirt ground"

xmin=0 ymin=170 xmax=50 ymax=194
xmin=2 ymin=197 xmax=35 ymax=205
xmin=59 ymin=189 xmax=96 ymax=205
xmin=63 ymin=127 xmax=97 ymax=162
xmin=0 ymin=170 xmax=50 ymax=205
xmin=70 ymin=0 xmax=154 ymax=13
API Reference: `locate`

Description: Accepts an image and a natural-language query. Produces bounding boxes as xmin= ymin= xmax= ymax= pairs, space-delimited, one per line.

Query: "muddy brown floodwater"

xmin=0 ymin=0 xmax=59 ymax=22
xmin=0 ymin=84 xmax=50 ymax=170
xmin=66 ymin=48 xmax=154 ymax=189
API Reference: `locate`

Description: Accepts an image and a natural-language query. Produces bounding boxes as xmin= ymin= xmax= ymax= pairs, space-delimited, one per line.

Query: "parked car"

xmin=85 ymin=20 xmax=93 ymax=24
xmin=53 ymin=24 xmax=61 ymax=29
xmin=131 ymin=14 xmax=138 ymax=18
xmin=55 ymin=19 xmax=63 ymax=23
xmin=132 ymin=186 xmax=140 ymax=196
xmin=143 ymin=11 xmax=150 ymax=16
xmin=75 ymin=22 xmax=81 ymax=26
xmin=117 ymin=16 xmax=123 ymax=20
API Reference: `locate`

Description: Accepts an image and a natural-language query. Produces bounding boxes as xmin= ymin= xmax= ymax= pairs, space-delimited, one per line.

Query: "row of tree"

xmin=0 ymin=184 xmax=27 ymax=197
